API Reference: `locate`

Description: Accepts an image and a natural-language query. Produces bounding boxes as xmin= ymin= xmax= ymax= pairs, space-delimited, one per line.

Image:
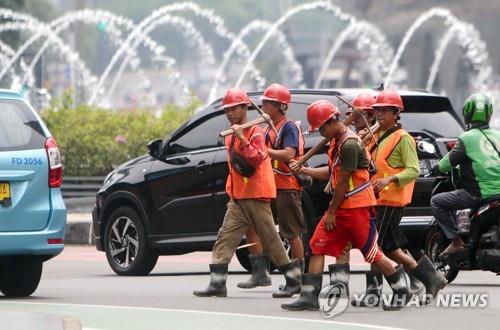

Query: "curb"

xmin=66 ymin=214 xmax=93 ymax=245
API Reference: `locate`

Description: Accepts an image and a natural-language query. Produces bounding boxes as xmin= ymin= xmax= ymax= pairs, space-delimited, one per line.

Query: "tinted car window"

xmin=400 ymin=112 xmax=463 ymax=138
xmin=166 ymin=113 xmax=225 ymax=155
xmin=0 ymin=100 xmax=46 ymax=151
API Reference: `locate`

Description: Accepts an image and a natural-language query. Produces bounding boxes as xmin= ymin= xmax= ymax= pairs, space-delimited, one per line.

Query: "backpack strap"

xmin=369 ymin=126 xmax=401 ymax=155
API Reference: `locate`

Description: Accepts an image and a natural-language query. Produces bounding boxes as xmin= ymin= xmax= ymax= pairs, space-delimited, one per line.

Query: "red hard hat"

xmin=372 ymin=90 xmax=404 ymax=111
xmin=260 ymin=83 xmax=291 ymax=104
xmin=222 ymin=88 xmax=251 ymax=109
xmin=306 ymin=100 xmax=340 ymax=132
xmin=352 ymin=93 xmax=376 ymax=112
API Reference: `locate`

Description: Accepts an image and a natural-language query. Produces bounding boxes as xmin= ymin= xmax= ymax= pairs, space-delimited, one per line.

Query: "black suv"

xmin=92 ymin=89 xmax=464 ymax=275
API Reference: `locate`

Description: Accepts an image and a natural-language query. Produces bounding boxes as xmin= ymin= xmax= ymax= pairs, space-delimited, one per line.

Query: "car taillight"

xmin=45 ymin=137 xmax=63 ymax=187
xmin=47 ymin=238 xmax=64 ymax=244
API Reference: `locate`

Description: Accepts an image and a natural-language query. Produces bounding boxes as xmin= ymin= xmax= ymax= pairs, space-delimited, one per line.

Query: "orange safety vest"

xmin=225 ymin=126 xmax=276 ymax=200
xmin=371 ymin=129 xmax=416 ymax=207
xmin=265 ymin=117 xmax=305 ymax=191
xmin=328 ymin=128 xmax=377 ymax=209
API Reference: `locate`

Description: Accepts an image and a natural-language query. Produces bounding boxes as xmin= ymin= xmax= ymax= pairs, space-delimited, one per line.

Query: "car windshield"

xmin=400 ymin=112 xmax=463 ymax=138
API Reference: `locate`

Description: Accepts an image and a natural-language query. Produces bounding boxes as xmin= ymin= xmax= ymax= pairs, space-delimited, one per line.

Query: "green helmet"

xmin=462 ymin=93 xmax=493 ymax=125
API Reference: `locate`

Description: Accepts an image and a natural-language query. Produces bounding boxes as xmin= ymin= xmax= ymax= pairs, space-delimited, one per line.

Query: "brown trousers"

xmin=212 ymin=199 xmax=290 ymax=266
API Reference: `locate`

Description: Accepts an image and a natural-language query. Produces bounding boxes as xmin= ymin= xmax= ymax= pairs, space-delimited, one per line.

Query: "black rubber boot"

xmin=237 ymin=254 xmax=272 ymax=289
xmin=409 ymin=273 xmax=426 ymax=304
xmin=193 ymin=263 xmax=228 ymax=297
xmin=351 ymin=271 xmax=383 ymax=307
xmin=411 ymin=255 xmax=447 ymax=301
xmin=281 ymin=273 xmax=322 ymax=311
xmin=383 ymin=265 xmax=412 ymax=311
xmin=272 ymin=260 xmax=301 ymax=298
xmin=279 ymin=259 xmax=304 ymax=290
xmin=328 ymin=263 xmax=350 ymax=292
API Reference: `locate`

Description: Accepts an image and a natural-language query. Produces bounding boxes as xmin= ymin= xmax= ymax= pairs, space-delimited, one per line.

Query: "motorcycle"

xmin=425 ymin=169 xmax=500 ymax=283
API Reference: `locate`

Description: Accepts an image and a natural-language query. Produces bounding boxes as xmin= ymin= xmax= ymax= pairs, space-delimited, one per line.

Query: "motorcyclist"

xmin=431 ymin=93 xmax=500 ymax=257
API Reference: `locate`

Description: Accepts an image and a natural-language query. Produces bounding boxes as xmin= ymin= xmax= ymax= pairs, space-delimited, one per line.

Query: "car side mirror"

xmin=147 ymin=139 xmax=163 ymax=159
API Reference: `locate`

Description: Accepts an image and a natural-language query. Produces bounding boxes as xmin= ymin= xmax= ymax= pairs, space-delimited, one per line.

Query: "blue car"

xmin=0 ymin=89 xmax=66 ymax=297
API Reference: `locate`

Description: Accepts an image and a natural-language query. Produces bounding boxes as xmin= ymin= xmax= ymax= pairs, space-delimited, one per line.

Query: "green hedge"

xmin=40 ymin=94 xmax=199 ymax=176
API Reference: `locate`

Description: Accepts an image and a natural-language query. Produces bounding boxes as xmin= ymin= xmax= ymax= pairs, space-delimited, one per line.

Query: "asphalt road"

xmin=0 ymin=246 xmax=499 ymax=330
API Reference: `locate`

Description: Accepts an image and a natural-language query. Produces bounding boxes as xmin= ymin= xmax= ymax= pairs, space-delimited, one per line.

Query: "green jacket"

xmin=438 ymin=127 xmax=500 ymax=198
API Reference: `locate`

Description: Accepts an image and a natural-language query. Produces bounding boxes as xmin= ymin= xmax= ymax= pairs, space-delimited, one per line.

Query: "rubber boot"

xmin=328 ymin=263 xmax=350 ymax=291
xmin=409 ymin=273 xmax=426 ymax=304
xmin=382 ymin=265 xmax=412 ymax=311
xmin=411 ymin=255 xmax=447 ymax=302
xmin=279 ymin=259 xmax=304 ymax=291
xmin=403 ymin=249 xmax=426 ymax=304
xmin=237 ymin=254 xmax=272 ymax=289
xmin=351 ymin=271 xmax=383 ymax=307
xmin=281 ymin=273 xmax=322 ymax=311
xmin=272 ymin=260 xmax=301 ymax=298
xmin=193 ymin=263 xmax=228 ymax=297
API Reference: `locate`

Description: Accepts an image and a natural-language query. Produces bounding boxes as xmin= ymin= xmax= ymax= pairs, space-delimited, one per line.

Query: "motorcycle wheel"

xmin=425 ymin=226 xmax=460 ymax=284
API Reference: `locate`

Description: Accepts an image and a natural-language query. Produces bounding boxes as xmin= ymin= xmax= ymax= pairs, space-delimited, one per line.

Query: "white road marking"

xmin=0 ymin=301 xmax=407 ymax=330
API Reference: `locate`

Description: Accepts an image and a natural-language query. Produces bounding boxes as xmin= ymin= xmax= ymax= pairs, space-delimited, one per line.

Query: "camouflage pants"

xmin=212 ymin=199 xmax=290 ymax=266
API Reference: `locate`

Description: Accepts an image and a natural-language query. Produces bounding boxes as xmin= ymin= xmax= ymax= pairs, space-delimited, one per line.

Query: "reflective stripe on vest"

xmin=265 ymin=117 xmax=305 ymax=190
xmin=328 ymin=128 xmax=377 ymax=209
xmin=225 ymin=126 xmax=276 ymax=200
xmin=371 ymin=129 xmax=415 ymax=207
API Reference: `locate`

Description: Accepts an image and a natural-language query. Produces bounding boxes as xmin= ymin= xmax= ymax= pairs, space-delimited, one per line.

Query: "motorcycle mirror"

xmin=417 ymin=141 xmax=436 ymax=154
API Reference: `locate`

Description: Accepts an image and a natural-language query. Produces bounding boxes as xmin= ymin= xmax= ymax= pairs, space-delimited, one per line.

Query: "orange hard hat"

xmin=306 ymin=100 xmax=340 ymax=132
xmin=352 ymin=93 xmax=376 ymax=112
xmin=222 ymin=88 xmax=251 ymax=109
xmin=260 ymin=83 xmax=291 ymax=104
xmin=372 ymin=90 xmax=404 ymax=111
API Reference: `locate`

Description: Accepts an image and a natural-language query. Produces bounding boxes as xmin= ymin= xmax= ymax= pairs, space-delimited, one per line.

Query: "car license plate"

xmin=0 ymin=182 xmax=10 ymax=202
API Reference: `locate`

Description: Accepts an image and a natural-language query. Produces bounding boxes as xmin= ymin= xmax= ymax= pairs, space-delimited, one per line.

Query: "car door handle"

xmin=195 ymin=161 xmax=210 ymax=173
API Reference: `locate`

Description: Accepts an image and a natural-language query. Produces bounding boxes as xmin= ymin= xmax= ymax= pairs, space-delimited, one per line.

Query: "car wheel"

xmin=425 ymin=226 xmax=459 ymax=283
xmin=0 ymin=256 xmax=42 ymax=297
xmin=105 ymin=206 xmax=158 ymax=276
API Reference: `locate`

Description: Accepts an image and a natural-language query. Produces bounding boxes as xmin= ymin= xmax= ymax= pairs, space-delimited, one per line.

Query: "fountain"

xmin=208 ymin=19 xmax=303 ymax=103
xmin=104 ymin=14 xmax=217 ymax=106
xmin=314 ymin=20 xmax=395 ymax=88
xmin=384 ymin=7 xmax=492 ymax=91
xmin=0 ymin=2 xmax=496 ymax=123
xmin=90 ymin=2 xmax=265 ymax=106
xmin=235 ymin=0 xmax=355 ymax=88
xmin=426 ymin=21 xmax=492 ymax=92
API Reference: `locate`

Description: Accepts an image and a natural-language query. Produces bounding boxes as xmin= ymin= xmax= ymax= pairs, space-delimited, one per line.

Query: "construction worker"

xmin=289 ymin=93 xmax=377 ymax=269
xmin=431 ymin=94 xmax=500 ymax=256
xmin=334 ymin=94 xmax=379 ymax=270
xmin=193 ymin=88 xmax=301 ymax=298
xmin=237 ymin=83 xmax=307 ymax=291
xmin=283 ymin=100 xmax=411 ymax=311
xmin=352 ymin=90 xmax=447 ymax=307
xmin=352 ymin=93 xmax=377 ymax=132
